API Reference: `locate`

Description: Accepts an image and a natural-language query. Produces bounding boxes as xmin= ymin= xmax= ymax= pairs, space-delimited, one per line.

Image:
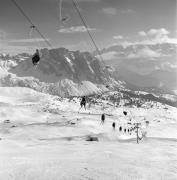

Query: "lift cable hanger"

xmin=10 ymin=0 xmax=53 ymax=49
xmin=71 ymin=0 xmax=106 ymax=67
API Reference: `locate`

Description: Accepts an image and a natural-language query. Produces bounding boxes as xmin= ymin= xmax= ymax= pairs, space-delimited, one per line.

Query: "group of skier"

xmin=101 ymin=113 xmax=133 ymax=133
xmin=79 ymin=96 xmax=135 ymax=133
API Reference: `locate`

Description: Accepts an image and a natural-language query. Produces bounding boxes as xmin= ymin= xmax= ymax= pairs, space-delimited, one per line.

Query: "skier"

xmin=119 ymin=126 xmax=122 ymax=132
xmin=112 ymin=122 xmax=116 ymax=130
xmin=32 ymin=49 xmax=40 ymax=66
xmin=101 ymin=113 xmax=105 ymax=124
xmin=123 ymin=111 xmax=127 ymax=116
xmin=78 ymin=96 xmax=86 ymax=111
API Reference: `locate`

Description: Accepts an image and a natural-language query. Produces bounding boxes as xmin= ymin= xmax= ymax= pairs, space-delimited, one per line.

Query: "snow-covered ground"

xmin=0 ymin=87 xmax=177 ymax=180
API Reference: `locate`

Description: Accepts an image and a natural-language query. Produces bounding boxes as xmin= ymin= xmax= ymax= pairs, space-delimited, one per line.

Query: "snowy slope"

xmin=0 ymin=87 xmax=176 ymax=140
xmin=0 ymin=87 xmax=177 ymax=180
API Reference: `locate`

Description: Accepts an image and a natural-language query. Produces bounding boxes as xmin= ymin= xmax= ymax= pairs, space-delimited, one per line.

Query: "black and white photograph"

xmin=0 ymin=0 xmax=177 ymax=179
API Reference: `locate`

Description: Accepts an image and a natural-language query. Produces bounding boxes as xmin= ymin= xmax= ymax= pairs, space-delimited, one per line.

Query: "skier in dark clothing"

xmin=123 ymin=111 xmax=127 ymax=116
xmin=112 ymin=122 xmax=116 ymax=130
xmin=119 ymin=126 xmax=122 ymax=132
xmin=101 ymin=113 xmax=105 ymax=124
xmin=32 ymin=49 xmax=40 ymax=66
xmin=78 ymin=96 xmax=86 ymax=112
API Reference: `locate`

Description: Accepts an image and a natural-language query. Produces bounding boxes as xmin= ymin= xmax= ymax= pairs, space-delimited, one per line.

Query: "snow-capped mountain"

xmin=0 ymin=48 xmax=124 ymax=97
xmin=0 ymin=47 xmax=176 ymax=107
xmin=10 ymin=48 xmax=110 ymax=83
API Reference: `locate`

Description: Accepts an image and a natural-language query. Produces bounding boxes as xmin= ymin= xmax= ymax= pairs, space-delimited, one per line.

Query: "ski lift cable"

xmin=10 ymin=0 xmax=73 ymax=78
xmin=71 ymin=0 xmax=106 ymax=67
xmin=10 ymin=0 xmax=53 ymax=49
xmin=11 ymin=0 xmax=106 ymax=69
xmin=71 ymin=0 xmax=111 ymax=88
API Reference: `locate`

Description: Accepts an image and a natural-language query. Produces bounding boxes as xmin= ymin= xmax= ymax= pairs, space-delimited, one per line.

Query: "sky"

xmin=0 ymin=0 xmax=176 ymax=54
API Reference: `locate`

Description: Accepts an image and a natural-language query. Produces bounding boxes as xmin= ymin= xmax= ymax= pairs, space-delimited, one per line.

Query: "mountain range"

xmin=0 ymin=48 xmax=123 ymax=97
xmin=0 ymin=45 xmax=177 ymax=107
xmin=98 ymin=42 xmax=177 ymax=95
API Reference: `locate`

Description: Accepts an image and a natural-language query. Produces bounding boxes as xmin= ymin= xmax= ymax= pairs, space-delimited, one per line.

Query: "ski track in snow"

xmin=0 ymin=87 xmax=177 ymax=180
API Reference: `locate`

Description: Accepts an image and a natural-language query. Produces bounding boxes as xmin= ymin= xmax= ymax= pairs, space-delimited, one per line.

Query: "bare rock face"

xmin=9 ymin=48 xmax=110 ymax=84
xmin=0 ymin=48 xmax=124 ymax=97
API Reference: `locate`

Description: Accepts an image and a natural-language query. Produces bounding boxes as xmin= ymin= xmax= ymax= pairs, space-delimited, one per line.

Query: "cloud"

xmin=109 ymin=28 xmax=177 ymax=60
xmin=113 ymin=41 xmax=133 ymax=48
xmin=160 ymin=62 xmax=177 ymax=70
xmin=101 ymin=8 xmax=135 ymax=16
xmin=128 ymin=47 xmax=161 ymax=59
xmin=137 ymin=28 xmax=175 ymax=44
xmin=8 ymin=38 xmax=50 ymax=43
xmin=147 ymin=28 xmax=169 ymax=37
xmin=101 ymin=51 xmax=118 ymax=60
xmin=0 ymin=38 xmax=48 ymax=55
xmin=113 ymin=35 xmax=128 ymax=40
xmin=0 ymin=43 xmax=32 ymax=55
xmin=101 ymin=8 xmax=117 ymax=15
xmin=147 ymin=28 xmax=170 ymax=43
xmin=58 ymin=26 xmax=96 ymax=33
xmin=111 ymin=28 xmax=177 ymax=53
xmin=65 ymin=41 xmax=93 ymax=51
xmin=113 ymin=35 xmax=123 ymax=40
xmin=138 ymin=31 xmax=147 ymax=37
xmin=138 ymin=28 xmax=170 ymax=38
xmin=120 ymin=9 xmax=135 ymax=14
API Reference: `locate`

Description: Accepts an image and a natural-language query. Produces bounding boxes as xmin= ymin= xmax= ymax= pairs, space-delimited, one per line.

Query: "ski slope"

xmin=0 ymin=87 xmax=177 ymax=180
